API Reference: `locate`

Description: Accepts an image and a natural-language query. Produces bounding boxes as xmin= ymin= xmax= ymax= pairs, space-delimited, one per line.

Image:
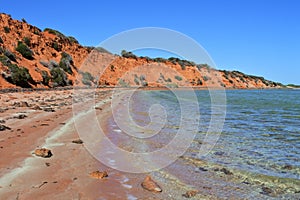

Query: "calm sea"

xmin=107 ymin=89 xmax=300 ymax=198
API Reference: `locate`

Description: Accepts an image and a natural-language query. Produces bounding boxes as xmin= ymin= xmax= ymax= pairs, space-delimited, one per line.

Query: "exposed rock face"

xmin=89 ymin=170 xmax=108 ymax=179
xmin=34 ymin=148 xmax=52 ymax=158
xmin=0 ymin=13 xmax=284 ymax=89
xmin=141 ymin=175 xmax=162 ymax=193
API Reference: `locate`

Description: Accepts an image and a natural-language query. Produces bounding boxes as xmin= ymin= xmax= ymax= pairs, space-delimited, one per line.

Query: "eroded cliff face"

xmin=0 ymin=13 xmax=283 ymax=89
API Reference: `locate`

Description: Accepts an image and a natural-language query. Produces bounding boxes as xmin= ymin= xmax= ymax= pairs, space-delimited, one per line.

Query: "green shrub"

xmin=139 ymin=74 xmax=146 ymax=81
xmin=80 ymin=71 xmax=94 ymax=86
xmin=0 ymin=55 xmax=11 ymax=66
xmin=0 ymin=36 xmax=3 ymax=44
xmin=59 ymin=52 xmax=73 ymax=74
xmin=174 ymin=75 xmax=182 ymax=81
xmin=110 ymin=65 xmax=115 ymax=71
xmin=4 ymin=26 xmax=10 ymax=33
xmin=33 ymin=29 xmax=40 ymax=35
xmin=179 ymin=62 xmax=186 ymax=70
xmin=166 ymin=78 xmax=172 ymax=82
xmin=21 ymin=18 xmax=27 ymax=23
xmin=4 ymin=49 xmax=17 ymax=62
xmin=197 ymin=78 xmax=203 ymax=85
xmin=121 ymin=50 xmax=137 ymax=59
xmin=49 ymin=60 xmax=59 ymax=68
xmin=141 ymin=81 xmax=148 ymax=87
xmin=51 ymin=42 xmax=61 ymax=51
xmin=23 ymin=37 xmax=31 ymax=46
xmin=134 ymin=77 xmax=140 ymax=85
xmin=16 ymin=41 xmax=34 ymax=60
xmin=68 ymin=36 xmax=78 ymax=44
xmin=41 ymin=70 xmax=50 ymax=85
xmin=118 ymin=79 xmax=129 ymax=87
xmin=61 ymin=52 xmax=73 ymax=63
xmin=50 ymin=68 xmax=68 ymax=87
xmin=44 ymin=28 xmax=78 ymax=44
xmin=203 ymin=76 xmax=210 ymax=81
xmin=8 ymin=64 xmax=33 ymax=87
xmin=59 ymin=58 xmax=72 ymax=74
xmin=44 ymin=28 xmax=66 ymax=38
xmin=153 ymin=57 xmax=167 ymax=63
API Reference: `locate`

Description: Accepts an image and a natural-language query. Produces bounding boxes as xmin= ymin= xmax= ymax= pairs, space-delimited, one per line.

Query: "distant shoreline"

xmin=0 ymin=85 xmax=290 ymax=94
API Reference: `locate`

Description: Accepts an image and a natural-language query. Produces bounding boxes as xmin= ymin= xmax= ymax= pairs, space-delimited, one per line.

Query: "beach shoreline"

xmin=0 ymin=88 xmax=299 ymax=199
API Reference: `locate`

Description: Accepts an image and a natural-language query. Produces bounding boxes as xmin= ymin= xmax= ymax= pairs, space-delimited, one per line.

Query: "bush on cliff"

xmin=50 ymin=68 xmax=68 ymax=87
xmin=8 ymin=64 xmax=33 ymax=87
xmin=16 ymin=41 xmax=34 ymax=60
xmin=59 ymin=52 xmax=73 ymax=74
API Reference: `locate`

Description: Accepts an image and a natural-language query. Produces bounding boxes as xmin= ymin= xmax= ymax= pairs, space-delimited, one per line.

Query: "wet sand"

xmin=0 ymin=89 xmax=299 ymax=199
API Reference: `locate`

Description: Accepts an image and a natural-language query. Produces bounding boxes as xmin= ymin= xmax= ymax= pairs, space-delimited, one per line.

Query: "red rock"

xmin=34 ymin=148 xmax=52 ymax=158
xmin=89 ymin=170 xmax=108 ymax=179
xmin=141 ymin=175 xmax=162 ymax=193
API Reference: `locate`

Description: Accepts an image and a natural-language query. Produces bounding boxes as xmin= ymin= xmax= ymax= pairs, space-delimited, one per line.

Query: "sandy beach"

xmin=0 ymin=89 xmax=299 ymax=200
xmin=0 ymin=89 xmax=195 ymax=200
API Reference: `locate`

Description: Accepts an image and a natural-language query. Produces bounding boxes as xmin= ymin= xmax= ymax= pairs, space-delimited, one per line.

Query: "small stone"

xmin=89 ymin=170 xmax=108 ymax=179
xmin=260 ymin=186 xmax=274 ymax=196
xmin=198 ymin=167 xmax=208 ymax=172
xmin=214 ymin=151 xmax=225 ymax=156
xmin=40 ymin=123 xmax=49 ymax=126
xmin=34 ymin=148 xmax=52 ymax=158
xmin=32 ymin=105 xmax=42 ymax=110
xmin=20 ymin=101 xmax=29 ymax=107
xmin=283 ymin=164 xmax=293 ymax=170
xmin=0 ymin=124 xmax=11 ymax=131
xmin=13 ymin=101 xmax=29 ymax=107
xmin=141 ymin=175 xmax=162 ymax=193
xmin=43 ymin=107 xmax=55 ymax=112
xmin=72 ymin=139 xmax=83 ymax=144
xmin=16 ymin=114 xmax=27 ymax=119
xmin=182 ymin=190 xmax=198 ymax=198
xmin=220 ymin=168 xmax=233 ymax=175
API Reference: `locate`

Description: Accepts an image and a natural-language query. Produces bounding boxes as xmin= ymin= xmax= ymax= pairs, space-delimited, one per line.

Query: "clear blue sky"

xmin=1 ymin=0 xmax=299 ymax=84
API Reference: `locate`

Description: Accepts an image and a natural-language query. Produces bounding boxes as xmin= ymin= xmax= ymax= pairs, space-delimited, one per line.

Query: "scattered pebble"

xmin=43 ymin=107 xmax=55 ymax=112
xmin=220 ymin=168 xmax=233 ymax=175
xmin=89 ymin=170 xmax=108 ymax=179
xmin=34 ymin=148 xmax=52 ymax=158
xmin=141 ymin=175 xmax=162 ymax=193
xmin=32 ymin=105 xmax=42 ymax=110
xmin=198 ymin=167 xmax=208 ymax=172
xmin=214 ymin=151 xmax=225 ymax=156
xmin=182 ymin=190 xmax=198 ymax=198
xmin=15 ymin=114 xmax=27 ymax=119
xmin=40 ymin=123 xmax=49 ymax=126
xmin=0 ymin=124 xmax=11 ymax=131
xmin=72 ymin=139 xmax=83 ymax=144
xmin=283 ymin=164 xmax=293 ymax=170
xmin=260 ymin=186 xmax=274 ymax=196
